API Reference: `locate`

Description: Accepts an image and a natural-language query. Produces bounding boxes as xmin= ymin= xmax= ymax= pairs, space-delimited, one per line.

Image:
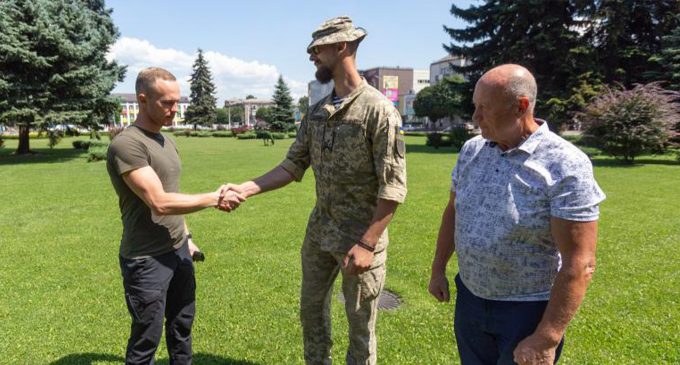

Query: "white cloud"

xmin=107 ymin=37 xmax=307 ymax=104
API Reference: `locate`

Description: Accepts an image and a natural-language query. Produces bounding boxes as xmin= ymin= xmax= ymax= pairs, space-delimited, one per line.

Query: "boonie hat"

xmin=307 ymin=16 xmax=367 ymax=53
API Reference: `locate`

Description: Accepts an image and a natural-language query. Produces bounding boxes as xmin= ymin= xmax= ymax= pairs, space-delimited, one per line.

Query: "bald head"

xmin=478 ymin=64 xmax=537 ymax=113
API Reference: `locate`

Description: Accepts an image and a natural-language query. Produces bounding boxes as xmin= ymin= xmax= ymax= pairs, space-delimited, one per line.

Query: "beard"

xmin=315 ymin=65 xmax=333 ymax=84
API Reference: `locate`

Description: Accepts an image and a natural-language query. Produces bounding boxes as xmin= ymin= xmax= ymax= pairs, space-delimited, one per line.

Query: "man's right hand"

xmin=216 ymin=184 xmax=246 ymax=212
xmin=428 ymin=272 xmax=450 ymax=302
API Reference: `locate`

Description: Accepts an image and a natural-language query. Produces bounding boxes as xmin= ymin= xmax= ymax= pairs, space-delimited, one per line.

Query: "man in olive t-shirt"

xmin=107 ymin=67 xmax=245 ymax=364
xmin=108 ymin=125 xmax=186 ymax=258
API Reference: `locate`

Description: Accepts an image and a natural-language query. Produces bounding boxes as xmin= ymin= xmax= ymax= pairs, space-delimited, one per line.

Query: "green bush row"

xmin=1 ymin=132 xmax=49 ymax=139
xmin=236 ymin=132 xmax=257 ymax=139
xmin=73 ymin=139 xmax=109 ymax=150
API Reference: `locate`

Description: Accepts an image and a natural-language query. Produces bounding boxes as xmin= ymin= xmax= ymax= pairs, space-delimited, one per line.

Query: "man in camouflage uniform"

xmin=226 ymin=16 xmax=407 ymax=365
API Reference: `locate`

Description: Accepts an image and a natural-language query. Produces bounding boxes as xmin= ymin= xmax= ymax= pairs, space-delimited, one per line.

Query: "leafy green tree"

xmin=580 ymin=83 xmax=680 ymax=163
xmin=215 ymin=108 xmax=229 ymax=125
xmin=0 ymin=0 xmax=125 ymax=154
xmin=184 ymin=49 xmax=217 ymax=130
xmin=255 ymin=106 xmax=273 ymax=124
xmin=270 ymin=76 xmax=295 ymax=131
xmin=245 ymin=94 xmax=256 ymax=100
xmin=226 ymin=105 xmax=244 ymax=125
xmin=413 ymin=75 xmax=466 ymax=125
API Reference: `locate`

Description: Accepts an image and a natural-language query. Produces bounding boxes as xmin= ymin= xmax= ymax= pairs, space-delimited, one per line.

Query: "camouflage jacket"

xmin=279 ymin=80 xmax=407 ymax=253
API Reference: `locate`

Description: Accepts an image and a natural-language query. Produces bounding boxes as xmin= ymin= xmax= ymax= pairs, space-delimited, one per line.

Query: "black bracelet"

xmin=357 ymin=239 xmax=375 ymax=252
xmin=186 ymin=233 xmax=193 ymax=240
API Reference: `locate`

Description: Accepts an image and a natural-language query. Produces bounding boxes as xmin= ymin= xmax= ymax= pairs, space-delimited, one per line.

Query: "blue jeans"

xmin=454 ymin=275 xmax=564 ymax=365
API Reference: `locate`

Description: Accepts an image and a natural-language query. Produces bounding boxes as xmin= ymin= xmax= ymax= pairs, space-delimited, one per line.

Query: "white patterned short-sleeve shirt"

xmin=452 ymin=120 xmax=605 ymax=301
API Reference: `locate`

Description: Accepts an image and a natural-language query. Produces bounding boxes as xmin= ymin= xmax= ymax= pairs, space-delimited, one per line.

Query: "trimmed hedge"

xmin=87 ymin=145 xmax=108 ymax=162
xmin=236 ymin=132 xmax=257 ymax=139
xmin=73 ymin=139 xmax=109 ymax=150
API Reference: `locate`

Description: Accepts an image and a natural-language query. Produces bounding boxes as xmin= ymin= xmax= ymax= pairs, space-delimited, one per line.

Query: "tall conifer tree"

xmin=184 ymin=49 xmax=217 ymax=129
xmin=444 ymin=0 xmax=594 ymax=130
xmin=270 ymin=76 xmax=295 ymax=131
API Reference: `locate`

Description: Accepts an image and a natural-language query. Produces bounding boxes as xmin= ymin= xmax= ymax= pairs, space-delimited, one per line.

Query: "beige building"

xmin=112 ymin=93 xmax=189 ymax=127
xmin=224 ymin=98 xmax=275 ymax=127
xmin=429 ymin=55 xmax=467 ymax=85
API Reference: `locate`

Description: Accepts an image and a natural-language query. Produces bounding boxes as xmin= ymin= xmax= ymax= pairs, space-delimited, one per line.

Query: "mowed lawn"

xmin=0 ymin=135 xmax=678 ymax=364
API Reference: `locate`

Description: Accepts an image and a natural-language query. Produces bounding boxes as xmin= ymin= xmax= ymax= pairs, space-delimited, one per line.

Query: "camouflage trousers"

xmin=300 ymin=237 xmax=387 ymax=365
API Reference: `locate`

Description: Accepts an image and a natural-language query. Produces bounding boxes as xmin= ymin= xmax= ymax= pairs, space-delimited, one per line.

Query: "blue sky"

xmin=107 ymin=0 xmax=474 ymax=103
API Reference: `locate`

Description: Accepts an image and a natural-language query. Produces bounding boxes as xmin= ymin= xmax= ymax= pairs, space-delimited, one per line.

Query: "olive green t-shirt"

xmin=106 ymin=125 xmax=185 ymax=259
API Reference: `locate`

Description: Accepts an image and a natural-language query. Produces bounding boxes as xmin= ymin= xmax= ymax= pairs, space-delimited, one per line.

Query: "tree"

xmin=215 ymin=108 xmax=229 ymax=125
xmin=298 ymin=96 xmax=309 ymax=117
xmin=270 ymin=76 xmax=295 ymax=131
xmin=413 ymin=75 xmax=466 ymax=126
xmin=444 ymin=1 xmax=680 ymax=131
xmin=592 ymin=1 xmax=680 ymax=87
xmin=255 ymin=106 xmax=273 ymax=124
xmin=184 ymin=49 xmax=217 ymax=130
xmin=225 ymin=105 xmax=244 ymax=125
xmin=651 ymin=15 xmax=680 ymax=91
xmin=0 ymin=0 xmax=126 ymax=154
xmin=580 ymin=83 xmax=680 ymax=163
xmin=245 ymin=94 xmax=256 ymax=100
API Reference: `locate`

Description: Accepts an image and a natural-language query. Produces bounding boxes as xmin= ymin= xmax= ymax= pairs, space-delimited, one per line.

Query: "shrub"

xmin=236 ymin=132 xmax=257 ymax=139
xmin=231 ymin=126 xmax=252 ymax=136
xmin=448 ymin=127 xmax=475 ymax=150
xmin=426 ymin=132 xmax=452 ymax=149
xmin=0 ymin=136 xmax=4 ymax=149
xmin=196 ymin=131 xmax=212 ymax=138
xmin=212 ymin=131 xmax=231 ymax=138
xmin=47 ymin=130 xmax=63 ymax=149
xmin=580 ymin=83 xmax=680 ymax=163
xmin=72 ymin=140 xmax=90 ymax=150
xmin=87 ymin=145 xmax=108 ymax=162
xmin=271 ymin=132 xmax=288 ymax=140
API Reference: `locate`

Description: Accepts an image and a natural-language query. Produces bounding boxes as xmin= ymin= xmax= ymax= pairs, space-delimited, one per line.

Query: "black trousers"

xmin=119 ymin=242 xmax=196 ymax=365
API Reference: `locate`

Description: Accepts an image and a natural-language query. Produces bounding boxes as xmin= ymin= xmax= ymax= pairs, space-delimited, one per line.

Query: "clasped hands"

xmin=215 ymin=183 xmax=246 ymax=212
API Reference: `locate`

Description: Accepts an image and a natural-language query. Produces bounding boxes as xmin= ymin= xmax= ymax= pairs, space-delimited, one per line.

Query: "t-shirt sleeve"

xmin=549 ymin=157 xmax=606 ymax=221
xmin=108 ymin=136 xmax=149 ymax=176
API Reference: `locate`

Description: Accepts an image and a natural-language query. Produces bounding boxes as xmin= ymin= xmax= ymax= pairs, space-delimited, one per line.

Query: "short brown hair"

xmin=135 ymin=67 xmax=176 ymax=96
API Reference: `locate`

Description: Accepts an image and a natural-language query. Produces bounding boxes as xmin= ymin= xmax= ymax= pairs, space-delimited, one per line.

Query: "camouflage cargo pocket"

xmin=358 ymin=264 xmax=386 ymax=302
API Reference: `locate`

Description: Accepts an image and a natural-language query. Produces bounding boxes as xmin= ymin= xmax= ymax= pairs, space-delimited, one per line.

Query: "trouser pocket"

xmin=125 ymin=286 xmax=163 ymax=324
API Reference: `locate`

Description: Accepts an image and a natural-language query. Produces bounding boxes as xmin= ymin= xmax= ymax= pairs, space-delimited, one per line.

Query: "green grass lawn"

xmin=0 ymin=136 xmax=678 ymax=364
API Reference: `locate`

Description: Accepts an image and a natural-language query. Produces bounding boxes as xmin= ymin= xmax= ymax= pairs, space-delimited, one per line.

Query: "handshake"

xmin=215 ymin=183 xmax=247 ymax=212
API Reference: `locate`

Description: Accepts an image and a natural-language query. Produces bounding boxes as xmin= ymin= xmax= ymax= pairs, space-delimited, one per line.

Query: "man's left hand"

xmin=343 ymin=244 xmax=374 ymax=275
xmin=513 ymin=333 xmax=558 ymax=365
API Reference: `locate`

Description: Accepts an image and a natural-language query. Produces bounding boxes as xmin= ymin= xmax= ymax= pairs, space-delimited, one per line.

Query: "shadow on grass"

xmin=0 ymin=148 xmax=87 ymax=166
xmin=591 ymin=157 xmax=680 ymax=167
xmin=405 ymin=143 xmax=458 ymax=155
xmin=50 ymin=352 xmax=263 ymax=365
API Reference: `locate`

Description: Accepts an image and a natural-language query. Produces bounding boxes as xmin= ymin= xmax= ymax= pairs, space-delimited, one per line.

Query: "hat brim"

xmin=307 ymin=29 xmax=367 ymax=53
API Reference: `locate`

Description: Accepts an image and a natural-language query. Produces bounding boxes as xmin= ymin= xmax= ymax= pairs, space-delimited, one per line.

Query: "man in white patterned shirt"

xmin=428 ymin=64 xmax=605 ymax=365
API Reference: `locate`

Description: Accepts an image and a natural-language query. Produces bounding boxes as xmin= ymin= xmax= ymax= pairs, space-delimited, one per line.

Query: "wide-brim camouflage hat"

xmin=307 ymin=16 xmax=367 ymax=53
